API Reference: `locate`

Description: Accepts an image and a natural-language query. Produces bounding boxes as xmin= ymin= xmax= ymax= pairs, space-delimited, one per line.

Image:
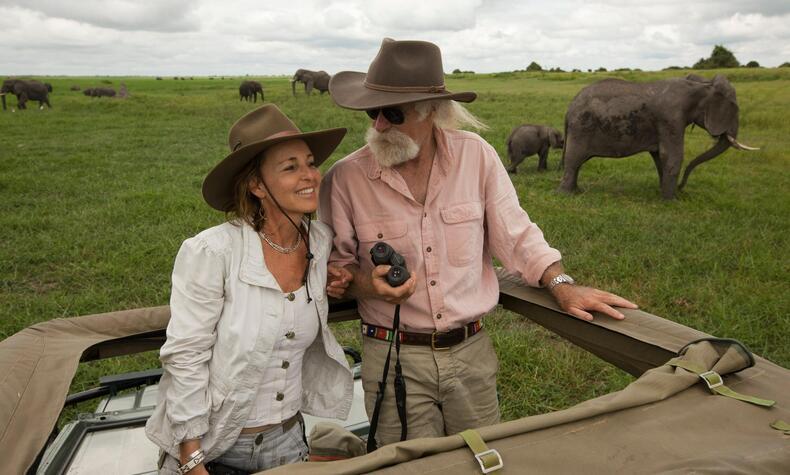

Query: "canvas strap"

xmin=770 ymin=420 xmax=790 ymax=434
xmin=460 ymin=429 xmax=503 ymax=473
xmin=667 ymin=358 xmax=775 ymax=407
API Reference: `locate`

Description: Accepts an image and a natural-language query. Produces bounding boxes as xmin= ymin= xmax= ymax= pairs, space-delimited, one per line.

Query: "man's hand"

xmin=370 ymin=265 xmax=417 ymax=304
xmin=327 ymin=264 xmax=353 ymax=299
xmin=551 ymin=284 xmax=638 ymax=321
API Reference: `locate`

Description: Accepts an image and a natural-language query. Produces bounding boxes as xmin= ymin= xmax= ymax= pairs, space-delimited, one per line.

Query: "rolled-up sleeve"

xmin=159 ymin=236 xmax=226 ymax=442
xmin=482 ymin=143 xmax=562 ymax=287
xmin=318 ymin=164 xmax=359 ymax=268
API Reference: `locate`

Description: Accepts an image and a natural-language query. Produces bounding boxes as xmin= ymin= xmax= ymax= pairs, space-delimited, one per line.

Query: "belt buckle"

xmin=431 ymin=331 xmax=451 ymax=351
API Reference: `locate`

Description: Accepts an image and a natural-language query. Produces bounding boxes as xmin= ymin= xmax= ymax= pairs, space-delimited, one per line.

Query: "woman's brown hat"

xmin=329 ymin=38 xmax=476 ymax=110
xmin=202 ymin=104 xmax=346 ymax=211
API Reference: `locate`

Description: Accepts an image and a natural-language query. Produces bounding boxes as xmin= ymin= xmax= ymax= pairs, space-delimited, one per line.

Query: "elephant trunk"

xmin=1 ymin=93 xmax=6 ymax=111
xmin=291 ymin=79 xmax=297 ymax=96
xmin=678 ymin=135 xmax=730 ymax=190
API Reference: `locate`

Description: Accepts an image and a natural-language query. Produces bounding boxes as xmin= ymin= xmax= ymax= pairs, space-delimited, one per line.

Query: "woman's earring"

xmin=257 ymin=206 xmax=266 ymax=223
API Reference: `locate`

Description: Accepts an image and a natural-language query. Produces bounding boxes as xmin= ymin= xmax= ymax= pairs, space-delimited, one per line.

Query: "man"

xmin=319 ymin=38 xmax=637 ymax=447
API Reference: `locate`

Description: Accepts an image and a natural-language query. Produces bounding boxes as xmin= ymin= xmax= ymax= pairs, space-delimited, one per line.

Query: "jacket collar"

xmin=238 ymin=220 xmax=325 ymax=290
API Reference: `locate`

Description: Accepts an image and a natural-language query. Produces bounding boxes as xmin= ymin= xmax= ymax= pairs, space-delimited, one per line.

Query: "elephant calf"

xmin=239 ymin=80 xmax=264 ymax=102
xmin=506 ymin=124 xmax=564 ymax=173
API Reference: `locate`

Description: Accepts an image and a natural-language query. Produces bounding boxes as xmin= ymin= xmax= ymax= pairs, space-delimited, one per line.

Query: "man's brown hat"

xmin=202 ymin=104 xmax=346 ymax=211
xmin=329 ymin=38 xmax=476 ymax=110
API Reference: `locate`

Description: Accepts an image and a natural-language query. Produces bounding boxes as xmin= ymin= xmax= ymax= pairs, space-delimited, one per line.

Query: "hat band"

xmin=363 ymin=80 xmax=446 ymax=94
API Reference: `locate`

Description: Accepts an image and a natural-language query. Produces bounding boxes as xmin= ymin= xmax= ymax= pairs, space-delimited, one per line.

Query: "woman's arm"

xmin=160 ymin=236 xmax=227 ymax=444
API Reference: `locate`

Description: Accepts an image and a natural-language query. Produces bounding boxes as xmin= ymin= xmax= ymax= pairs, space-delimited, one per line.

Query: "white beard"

xmin=365 ymin=128 xmax=420 ymax=168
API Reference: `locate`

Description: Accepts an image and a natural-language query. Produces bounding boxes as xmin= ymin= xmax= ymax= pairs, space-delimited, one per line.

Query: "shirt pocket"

xmin=441 ymin=202 xmax=483 ymax=267
xmin=356 ymin=221 xmax=410 ymax=264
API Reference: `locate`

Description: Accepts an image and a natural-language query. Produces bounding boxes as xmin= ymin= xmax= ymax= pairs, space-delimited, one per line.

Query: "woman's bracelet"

xmin=177 ymin=449 xmax=205 ymax=475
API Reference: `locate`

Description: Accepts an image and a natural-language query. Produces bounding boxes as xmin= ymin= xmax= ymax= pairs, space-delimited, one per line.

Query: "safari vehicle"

xmin=2 ymin=270 xmax=788 ymax=474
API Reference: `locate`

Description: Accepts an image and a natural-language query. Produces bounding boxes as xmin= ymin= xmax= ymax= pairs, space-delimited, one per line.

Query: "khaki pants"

xmin=361 ymin=328 xmax=500 ymax=446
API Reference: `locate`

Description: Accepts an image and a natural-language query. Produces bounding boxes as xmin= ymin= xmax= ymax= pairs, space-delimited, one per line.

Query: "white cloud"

xmin=0 ymin=0 xmax=788 ymax=75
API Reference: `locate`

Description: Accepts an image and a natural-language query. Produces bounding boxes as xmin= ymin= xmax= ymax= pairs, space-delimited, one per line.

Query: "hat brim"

xmin=202 ymin=127 xmax=346 ymax=212
xmin=329 ymin=71 xmax=476 ymax=110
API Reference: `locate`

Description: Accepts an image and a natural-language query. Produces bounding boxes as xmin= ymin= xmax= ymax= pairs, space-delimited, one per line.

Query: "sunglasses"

xmin=365 ymin=107 xmax=405 ymax=125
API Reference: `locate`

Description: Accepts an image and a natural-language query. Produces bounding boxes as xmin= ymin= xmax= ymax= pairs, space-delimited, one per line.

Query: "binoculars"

xmin=370 ymin=242 xmax=410 ymax=287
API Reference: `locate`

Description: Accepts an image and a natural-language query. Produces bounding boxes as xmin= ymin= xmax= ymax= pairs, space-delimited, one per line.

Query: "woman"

xmin=146 ymin=104 xmax=354 ymax=474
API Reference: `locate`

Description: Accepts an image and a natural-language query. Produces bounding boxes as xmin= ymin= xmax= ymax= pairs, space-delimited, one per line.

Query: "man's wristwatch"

xmin=548 ymin=273 xmax=575 ymax=290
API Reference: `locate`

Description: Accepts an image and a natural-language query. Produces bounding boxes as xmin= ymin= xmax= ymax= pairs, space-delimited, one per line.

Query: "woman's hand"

xmin=327 ymin=264 xmax=354 ymax=299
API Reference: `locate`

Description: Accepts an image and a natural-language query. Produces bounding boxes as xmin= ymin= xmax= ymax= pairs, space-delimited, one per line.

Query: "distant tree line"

xmin=499 ymin=45 xmax=789 ymax=75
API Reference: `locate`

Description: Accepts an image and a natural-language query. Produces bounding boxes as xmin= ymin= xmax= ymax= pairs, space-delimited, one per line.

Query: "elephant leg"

xmin=557 ymin=143 xmax=588 ymax=193
xmin=306 ymin=81 xmax=314 ymax=95
xmin=537 ymin=145 xmax=549 ymax=171
xmin=649 ymin=151 xmax=663 ymax=181
xmin=658 ymin=142 xmax=683 ymax=199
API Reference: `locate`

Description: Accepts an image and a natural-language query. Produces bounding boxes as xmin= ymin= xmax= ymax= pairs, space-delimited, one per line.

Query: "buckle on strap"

xmin=431 ymin=331 xmax=451 ymax=351
xmin=699 ymin=370 xmax=723 ymax=392
xmin=475 ymin=449 xmax=504 ymax=473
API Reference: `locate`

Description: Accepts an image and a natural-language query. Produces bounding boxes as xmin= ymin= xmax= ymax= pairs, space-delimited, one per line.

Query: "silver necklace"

xmin=260 ymin=230 xmax=302 ymax=254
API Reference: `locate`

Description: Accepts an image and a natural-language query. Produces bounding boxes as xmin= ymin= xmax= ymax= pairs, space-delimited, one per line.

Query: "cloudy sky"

xmin=1 ymin=0 xmax=788 ymax=76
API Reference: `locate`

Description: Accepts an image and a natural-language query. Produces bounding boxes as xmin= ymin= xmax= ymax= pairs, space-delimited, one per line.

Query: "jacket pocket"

xmin=440 ymin=202 xmax=483 ymax=267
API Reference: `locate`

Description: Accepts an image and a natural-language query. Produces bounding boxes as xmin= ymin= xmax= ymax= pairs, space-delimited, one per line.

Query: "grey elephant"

xmin=506 ymin=124 xmax=564 ymax=173
xmin=239 ymin=80 xmax=264 ymax=102
xmin=84 ymin=87 xmax=116 ymax=98
xmin=1 ymin=78 xmax=52 ymax=110
xmin=291 ymin=69 xmax=330 ymax=96
xmin=560 ymin=74 xmax=757 ymax=199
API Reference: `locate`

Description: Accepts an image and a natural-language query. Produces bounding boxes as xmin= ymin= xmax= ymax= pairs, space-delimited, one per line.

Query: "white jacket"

xmin=145 ymin=220 xmax=353 ymax=460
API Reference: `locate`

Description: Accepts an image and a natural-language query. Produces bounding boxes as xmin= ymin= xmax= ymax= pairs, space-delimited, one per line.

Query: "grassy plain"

xmin=1 ymin=68 xmax=788 ymax=423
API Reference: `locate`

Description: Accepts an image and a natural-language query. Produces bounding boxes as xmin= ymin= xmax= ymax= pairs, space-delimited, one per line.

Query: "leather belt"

xmin=240 ymin=411 xmax=302 ymax=435
xmin=362 ymin=320 xmax=483 ymax=350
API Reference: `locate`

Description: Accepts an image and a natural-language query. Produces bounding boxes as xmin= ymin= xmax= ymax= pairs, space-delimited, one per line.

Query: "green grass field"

xmin=1 ymin=68 xmax=788 ymax=423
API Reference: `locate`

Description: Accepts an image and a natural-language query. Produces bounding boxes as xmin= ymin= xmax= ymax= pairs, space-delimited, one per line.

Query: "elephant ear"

xmin=685 ymin=73 xmax=708 ymax=83
xmin=704 ymin=75 xmax=739 ymax=137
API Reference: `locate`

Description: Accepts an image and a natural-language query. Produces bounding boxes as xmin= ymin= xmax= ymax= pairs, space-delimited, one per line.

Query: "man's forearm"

xmin=539 ymin=260 xmax=565 ymax=289
xmin=343 ymin=264 xmax=376 ymax=300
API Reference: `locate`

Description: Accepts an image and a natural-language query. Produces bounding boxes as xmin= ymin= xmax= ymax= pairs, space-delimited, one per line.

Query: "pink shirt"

xmin=319 ymin=127 xmax=561 ymax=333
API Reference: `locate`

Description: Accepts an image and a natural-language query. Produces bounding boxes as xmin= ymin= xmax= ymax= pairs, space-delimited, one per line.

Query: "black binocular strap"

xmin=367 ymin=304 xmax=408 ymax=452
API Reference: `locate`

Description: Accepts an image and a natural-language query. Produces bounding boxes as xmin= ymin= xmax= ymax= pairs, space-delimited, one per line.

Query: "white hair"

xmin=365 ymin=127 xmax=420 ymax=167
xmin=414 ymin=99 xmax=488 ymax=131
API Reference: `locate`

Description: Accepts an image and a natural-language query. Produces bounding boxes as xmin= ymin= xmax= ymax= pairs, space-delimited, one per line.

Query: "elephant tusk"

xmin=727 ymin=135 xmax=760 ymax=151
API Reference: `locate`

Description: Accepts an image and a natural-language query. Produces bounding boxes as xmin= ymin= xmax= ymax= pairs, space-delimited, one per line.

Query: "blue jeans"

xmin=159 ymin=416 xmax=308 ymax=474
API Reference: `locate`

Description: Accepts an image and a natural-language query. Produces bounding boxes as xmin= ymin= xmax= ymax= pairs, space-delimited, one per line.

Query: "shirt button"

xmin=430 ymin=280 xmax=436 ymax=286
xmin=285 ymin=331 xmax=295 ymax=339
xmin=286 ymin=292 xmax=295 ymax=301
xmin=423 ymin=213 xmax=427 ymax=217
xmin=282 ymin=360 xmax=290 ymax=369
xmin=426 ymin=247 xmax=432 ymax=252
xmin=255 ymin=434 xmax=264 ymax=445
xmin=377 ymin=233 xmax=383 ymax=239
xmin=436 ymin=313 xmax=442 ymax=319
xmin=275 ymin=392 xmax=284 ymax=401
